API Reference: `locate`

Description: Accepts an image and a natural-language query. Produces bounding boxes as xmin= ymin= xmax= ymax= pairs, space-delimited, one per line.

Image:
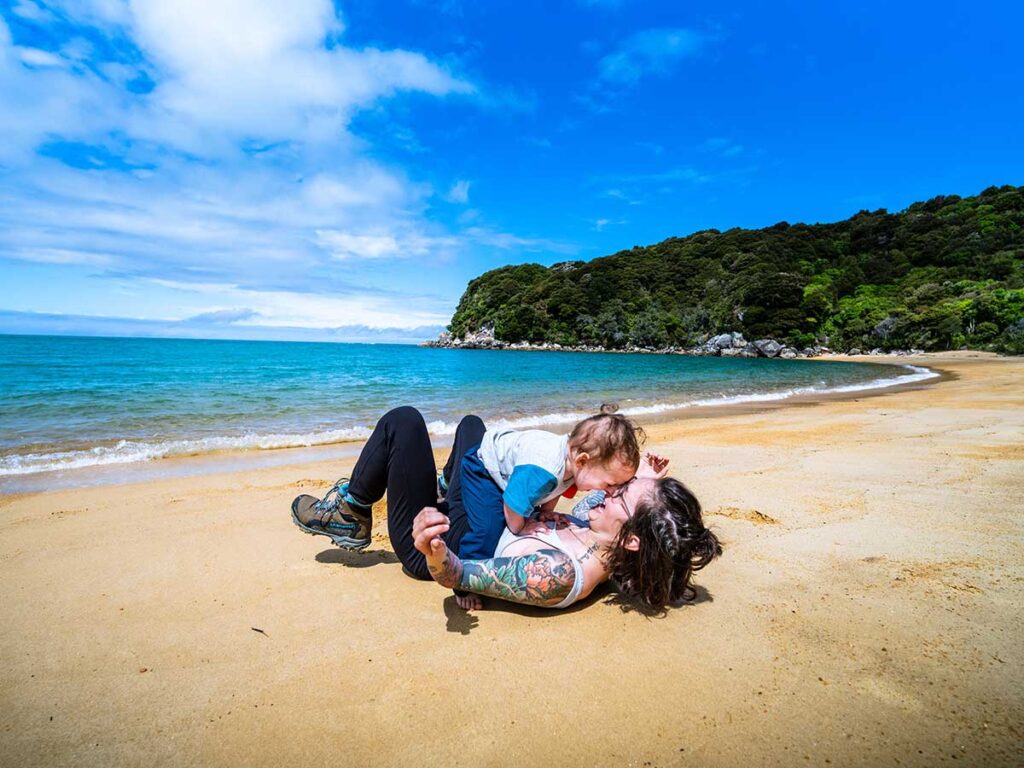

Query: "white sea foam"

xmin=0 ymin=365 xmax=938 ymax=478
xmin=443 ymin=364 xmax=940 ymax=425
xmin=0 ymin=427 xmax=373 ymax=477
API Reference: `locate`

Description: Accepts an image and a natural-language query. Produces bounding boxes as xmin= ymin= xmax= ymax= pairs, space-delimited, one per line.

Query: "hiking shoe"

xmin=291 ymin=478 xmax=371 ymax=551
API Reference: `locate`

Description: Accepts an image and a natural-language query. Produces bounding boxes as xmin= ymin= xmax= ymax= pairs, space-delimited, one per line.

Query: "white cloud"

xmin=1 ymin=155 xmax=430 ymax=284
xmin=446 ymin=179 xmax=471 ymax=203
xmin=16 ymin=46 xmax=65 ymax=66
xmin=303 ymin=171 xmax=409 ymax=210
xmin=0 ymin=308 xmax=445 ymax=343
xmin=612 ymin=167 xmax=709 ymax=184
xmin=0 ymin=4 xmax=456 ymax=273
xmin=598 ymin=28 xmax=706 ymax=85
xmin=11 ymin=0 xmax=55 ymax=22
xmin=704 ymin=137 xmax=744 ymax=157
xmin=602 ymin=187 xmax=643 ymax=205
xmin=0 ymin=17 xmax=120 ymax=165
xmin=591 ymin=217 xmax=626 ymax=232
xmin=315 ymin=230 xmax=450 ymax=261
xmin=0 ymin=1 xmax=573 ymax=335
xmin=119 ymin=0 xmax=473 ymax=153
xmin=462 ymin=227 xmax=576 ymax=253
xmin=520 ymin=135 xmax=552 ymax=149
xmin=319 ymin=232 xmax=401 ymax=260
xmin=147 ymin=278 xmax=451 ymax=329
xmin=186 ymin=307 xmax=261 ymax=324
xmin=1 ymin=1 xmax=474 ymax=158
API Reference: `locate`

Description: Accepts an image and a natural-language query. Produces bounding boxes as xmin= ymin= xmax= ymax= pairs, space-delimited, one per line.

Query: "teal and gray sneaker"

xmin=291 ymin=478 xmax=372 ymax=551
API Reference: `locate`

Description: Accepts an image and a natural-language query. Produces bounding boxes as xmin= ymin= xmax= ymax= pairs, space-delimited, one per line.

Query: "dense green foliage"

xmin=448 ymin=186 xmax=1024 ymax=353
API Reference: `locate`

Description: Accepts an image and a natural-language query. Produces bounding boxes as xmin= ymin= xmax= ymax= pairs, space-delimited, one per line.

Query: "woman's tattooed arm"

xmin=427 ymin=547 xmax=576 ymax=607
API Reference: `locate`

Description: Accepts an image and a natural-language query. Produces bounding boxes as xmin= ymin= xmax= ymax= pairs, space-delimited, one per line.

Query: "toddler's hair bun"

xmin=599 ymin=402 xmax=619 ymax=415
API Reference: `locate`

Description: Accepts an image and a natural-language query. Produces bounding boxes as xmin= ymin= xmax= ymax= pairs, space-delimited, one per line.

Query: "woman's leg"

xmin=298 ymin=408 xmax=487 ymax=580
xmin=436 ymin=415 xmax=488 ymax=608
xmin=441 ymin=414 xmax=486 ymax=517
xmin=344 ymin=406 xmax=466 ymax=579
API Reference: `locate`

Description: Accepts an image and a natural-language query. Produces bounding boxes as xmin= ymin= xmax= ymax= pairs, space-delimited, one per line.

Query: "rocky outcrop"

xmin=425 ymin=324 xmax=506 ymax=349
xmin=425 ymin=329 xmax=926 ymax=359
xmin=753 ymin=339 xmax=783 ymax=358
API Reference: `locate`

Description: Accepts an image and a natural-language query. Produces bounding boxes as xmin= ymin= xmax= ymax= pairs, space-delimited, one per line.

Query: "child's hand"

xmin=637 ymin=451 xmax=670 ymax=479
xmin=536 ymin=510 xmax=570 ymax=529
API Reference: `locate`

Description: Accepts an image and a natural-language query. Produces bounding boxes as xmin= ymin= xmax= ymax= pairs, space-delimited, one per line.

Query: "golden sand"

xmin=1 ymin=352 xmax=1021 ymax=766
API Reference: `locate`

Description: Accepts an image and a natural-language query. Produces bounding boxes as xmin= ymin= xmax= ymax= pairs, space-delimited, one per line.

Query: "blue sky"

xmin=1 ymin=0 xmax=1021 ymax=343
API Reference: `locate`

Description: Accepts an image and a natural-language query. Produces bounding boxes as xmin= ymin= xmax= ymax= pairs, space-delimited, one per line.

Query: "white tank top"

xmin=494 ymin=526 xmax=586 ymax=609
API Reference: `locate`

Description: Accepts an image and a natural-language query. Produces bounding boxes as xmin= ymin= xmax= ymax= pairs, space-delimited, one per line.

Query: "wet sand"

xmin=0 ymin=351 xmax=1021 ymax=766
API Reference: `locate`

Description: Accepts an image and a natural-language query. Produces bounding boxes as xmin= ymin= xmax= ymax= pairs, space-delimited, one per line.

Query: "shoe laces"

xmin=313 ymin=477 xmax=350 ymax=522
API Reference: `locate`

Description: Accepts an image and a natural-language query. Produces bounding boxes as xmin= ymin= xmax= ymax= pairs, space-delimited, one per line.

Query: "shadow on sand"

xmin=315 ymin=547 xmax=400 ymax=567
xmin=313 ymin=547 xmax=715 ymax=629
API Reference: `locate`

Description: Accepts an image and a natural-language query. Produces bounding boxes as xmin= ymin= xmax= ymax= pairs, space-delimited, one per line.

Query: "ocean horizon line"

xmin=0 ymin=331 xmax=428 ymax=347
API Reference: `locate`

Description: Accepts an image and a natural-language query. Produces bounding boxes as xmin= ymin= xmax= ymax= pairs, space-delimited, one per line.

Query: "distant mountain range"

xmin=446 ymin=185 xmax=1024 ymax=354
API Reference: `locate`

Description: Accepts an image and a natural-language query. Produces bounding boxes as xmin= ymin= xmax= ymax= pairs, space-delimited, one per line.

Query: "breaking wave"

xmin=0 ymin=365 xmax=937 ymax=478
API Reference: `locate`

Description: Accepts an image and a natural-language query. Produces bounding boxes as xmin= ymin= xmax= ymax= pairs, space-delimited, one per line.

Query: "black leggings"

xmin=347 ymin=406 xmax=485 ymax=580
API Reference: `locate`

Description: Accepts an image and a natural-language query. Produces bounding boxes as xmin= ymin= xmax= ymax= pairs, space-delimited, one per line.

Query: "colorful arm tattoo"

xmin=427 ymin=548 xmax=576 ymax=607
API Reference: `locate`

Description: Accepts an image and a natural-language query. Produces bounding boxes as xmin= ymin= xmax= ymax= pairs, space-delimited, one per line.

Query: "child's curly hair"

xmin=568 ymin=407 xmax=644 ymax=469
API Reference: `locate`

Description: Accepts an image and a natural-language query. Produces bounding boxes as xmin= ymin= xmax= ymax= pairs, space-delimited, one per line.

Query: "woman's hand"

xmin=413 ymin=508 xmax=482 ymax=610
xmin=636 ymin=451 xmax=670 ymax=479
xmin=413 ymin=508 xmax=578 ymax=608
xmin=413 ymin=506 xmax=450 ymax=558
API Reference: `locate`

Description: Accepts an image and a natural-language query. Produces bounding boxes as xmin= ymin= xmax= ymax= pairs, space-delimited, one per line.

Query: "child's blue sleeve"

xmin=502 ymin=465 xmax=559 ymax=517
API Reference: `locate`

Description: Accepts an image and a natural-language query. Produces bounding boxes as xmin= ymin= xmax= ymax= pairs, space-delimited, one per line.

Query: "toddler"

xmin=456 ymin=411 xmax=647 ymax=561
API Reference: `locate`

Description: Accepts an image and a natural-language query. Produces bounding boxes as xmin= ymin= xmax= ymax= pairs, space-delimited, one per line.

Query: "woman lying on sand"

xmin=291 ymin=406 xmax=721 ymax=613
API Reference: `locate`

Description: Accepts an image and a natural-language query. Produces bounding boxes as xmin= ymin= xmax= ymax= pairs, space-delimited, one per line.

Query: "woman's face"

xmin=587 ymin=476 xmax=655 ymax=537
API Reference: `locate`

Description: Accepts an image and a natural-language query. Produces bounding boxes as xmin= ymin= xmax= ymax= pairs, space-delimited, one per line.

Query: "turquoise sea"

xmin=0 ymin=334 xmax=936 ymax=484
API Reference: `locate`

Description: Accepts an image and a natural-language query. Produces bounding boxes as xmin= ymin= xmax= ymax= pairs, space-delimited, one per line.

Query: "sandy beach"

xmin=1 ymin=351 xmax=1021 ymax=767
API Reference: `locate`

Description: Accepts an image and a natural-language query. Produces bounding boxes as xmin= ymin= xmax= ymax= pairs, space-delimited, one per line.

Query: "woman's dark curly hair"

xmin=606 ymin=477 xmax=722 ymax=614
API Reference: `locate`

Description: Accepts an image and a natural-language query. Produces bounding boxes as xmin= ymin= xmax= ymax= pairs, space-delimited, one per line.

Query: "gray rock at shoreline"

xmin=709 ymin=333 xmax=735 ymax=351
xmin=754 ymin=339 xmax=783 ymax=358
xmin=424 ymin=328 xmax=925 ymax=359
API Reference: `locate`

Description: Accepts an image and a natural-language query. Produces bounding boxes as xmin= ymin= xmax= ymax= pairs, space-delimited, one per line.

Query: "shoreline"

xmin=1 ymin=351 xmax=1020 ymax=766
xmin=0 ymin=356 xmax=949 ymax=494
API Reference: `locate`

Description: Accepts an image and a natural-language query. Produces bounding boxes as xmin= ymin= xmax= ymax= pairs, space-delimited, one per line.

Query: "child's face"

xmin=573 ymin=455 xmax=636 ymax=493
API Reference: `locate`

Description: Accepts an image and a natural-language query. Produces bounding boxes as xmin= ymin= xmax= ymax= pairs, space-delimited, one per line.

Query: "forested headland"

xmin=443 ymin=185 xmax=1024 ymax=354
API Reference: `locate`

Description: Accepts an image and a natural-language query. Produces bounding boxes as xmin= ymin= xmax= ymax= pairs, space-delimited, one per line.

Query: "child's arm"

xmin=503 ymin=503 xmax=527 ymax=533
xmin=502 ymin=464 xmax=559 ymax=533
xmin=538 ymin=497 xmax=559 ymax=514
